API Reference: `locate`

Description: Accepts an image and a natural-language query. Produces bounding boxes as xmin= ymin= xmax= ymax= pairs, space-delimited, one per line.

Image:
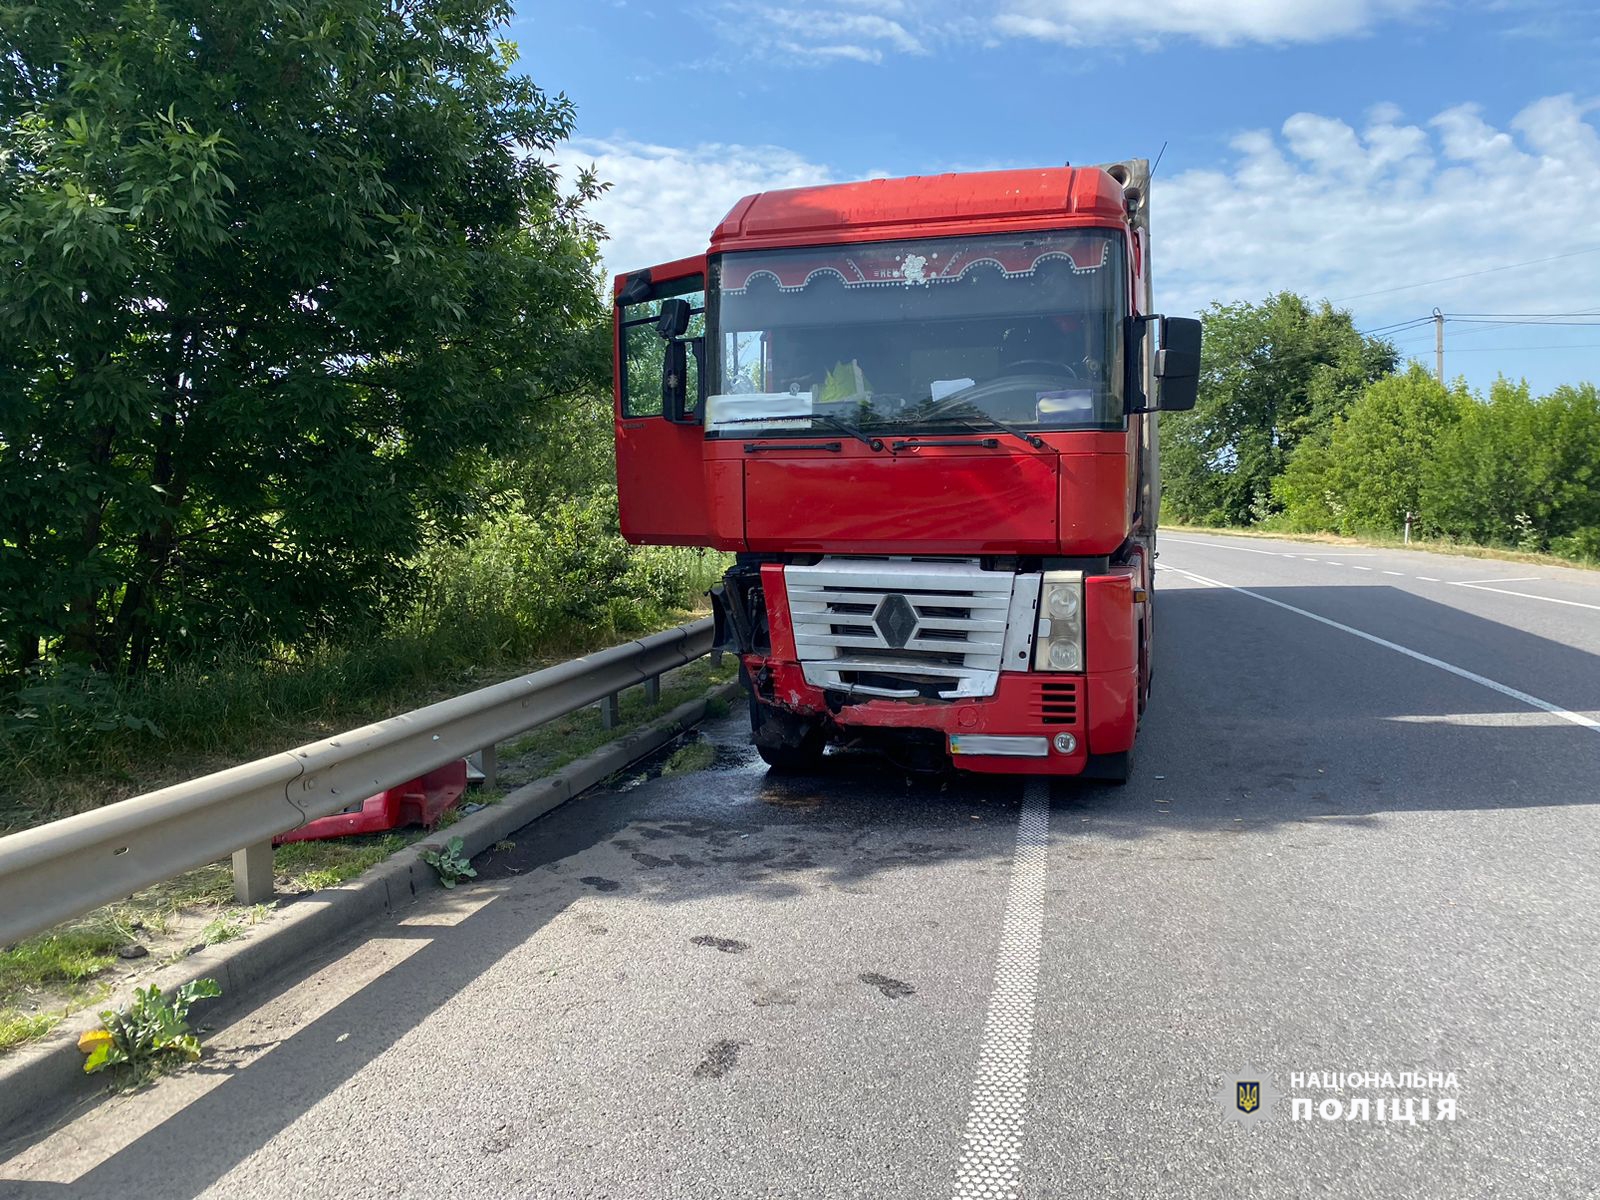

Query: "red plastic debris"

xmin=273 ymin=759 xmax=468 ymax=844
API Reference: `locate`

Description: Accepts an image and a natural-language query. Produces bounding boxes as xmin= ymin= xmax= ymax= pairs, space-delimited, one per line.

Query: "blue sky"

xmin=508 ymin=0 xmax=1600 ymax=394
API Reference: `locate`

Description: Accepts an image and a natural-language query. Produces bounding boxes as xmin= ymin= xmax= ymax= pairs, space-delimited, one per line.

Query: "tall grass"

xmin=0 ymin=495 xmax=728 ymax=830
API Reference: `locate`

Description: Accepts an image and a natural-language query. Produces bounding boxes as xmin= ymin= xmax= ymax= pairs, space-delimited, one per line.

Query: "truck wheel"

xmin=749 ymin=693 xmax=827 ymax=771
xmin=1081 ymin=750 xmax=1131 ymax=786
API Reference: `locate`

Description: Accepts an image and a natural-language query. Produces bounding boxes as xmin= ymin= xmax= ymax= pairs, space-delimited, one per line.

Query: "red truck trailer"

xmin=612 ymin=161 xmax=1200 ymax=781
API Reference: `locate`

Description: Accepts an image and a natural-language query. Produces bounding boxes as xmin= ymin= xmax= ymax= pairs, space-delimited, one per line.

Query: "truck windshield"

xmin=706 ymin=230 xmax=1126 ymax=438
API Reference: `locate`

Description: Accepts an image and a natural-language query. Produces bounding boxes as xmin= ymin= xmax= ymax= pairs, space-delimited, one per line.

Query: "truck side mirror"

xmin=660 ymin=336 xmax=705 ymax=424
xmin=662 ymin=339 xmax=688 ymax=415
xmin=1152 ymin=316 xmax=1201 ymax=412
xmin=656 ymin=297 xmax=692 ymax=339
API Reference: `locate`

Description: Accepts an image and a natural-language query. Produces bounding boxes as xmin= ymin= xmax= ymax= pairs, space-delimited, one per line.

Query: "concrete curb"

xmin=0 ymin=679 xmax=741 ymax=1145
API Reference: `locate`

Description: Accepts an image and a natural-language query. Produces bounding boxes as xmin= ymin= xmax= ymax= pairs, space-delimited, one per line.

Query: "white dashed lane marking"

xmin=1159 ymin=564 xmax=1600 ymax=737
xmin=1163 ymin=535 xmax=1596 ymax=608
xmin=950 ymin=780 xmax=1050 ymax=1200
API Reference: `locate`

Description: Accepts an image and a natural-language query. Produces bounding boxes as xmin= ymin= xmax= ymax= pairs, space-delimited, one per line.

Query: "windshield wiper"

xmin=926 ymin=412 xmax=1048 ymax=450
xmin=715 ymin=413 xmax=886 ymax=452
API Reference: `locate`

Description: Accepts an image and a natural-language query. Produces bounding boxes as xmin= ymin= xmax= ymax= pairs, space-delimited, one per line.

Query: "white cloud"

xmin=723 ymin=2 xmax=932 ymax=64
xmin=1156 ymin=93 xmax=1600 ymax=332
xmin=560 ymin=138 xmax=840 ymax=277
xmin=710 ymin=0 xmax=1437 ymax=61
xmin=992 ymin=0 xmax=1426 ymax=46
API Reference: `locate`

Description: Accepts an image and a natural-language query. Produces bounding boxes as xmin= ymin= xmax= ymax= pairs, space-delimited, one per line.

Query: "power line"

xmin=1378 ymin=308 xmax=1600 ymax=346
xmin=1329 ymin=244 xmax=1600 ymax=303
xmin=1416 ymin=344 xmax=1600 ymax=352
xmin=1360 ymin=317 xmax=1435 ymax=336
xmin=1450 ymin=318 xmax=1600 ymax=326
xmin=1444 ymin=305 xmax=1600 ymax=343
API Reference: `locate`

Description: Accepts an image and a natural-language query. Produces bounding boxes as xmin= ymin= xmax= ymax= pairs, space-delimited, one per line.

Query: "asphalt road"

xmin=4 ymin=532 xmax=1597 ymax=1199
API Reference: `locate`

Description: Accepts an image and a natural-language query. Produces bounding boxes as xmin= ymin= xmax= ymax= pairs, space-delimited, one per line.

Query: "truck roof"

xmin=709 ymin=166 xmax=1129 ymax=255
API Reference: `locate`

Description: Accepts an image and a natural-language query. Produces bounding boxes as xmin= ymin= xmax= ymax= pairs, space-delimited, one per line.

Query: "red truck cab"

xmin=613 ymin=162 xmax=1199 ymax=780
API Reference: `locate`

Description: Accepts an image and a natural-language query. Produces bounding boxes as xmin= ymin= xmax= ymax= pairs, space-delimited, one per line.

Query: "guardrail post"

xmin=467 ymin=746 xmax=499 ymax=790
xmin=232 ymin=840 xmax=274 ymax=904
xmin=601 ymin=692 xmax=621 ymax=729
xmin=644 ymin=674 xmax=660 ymax=705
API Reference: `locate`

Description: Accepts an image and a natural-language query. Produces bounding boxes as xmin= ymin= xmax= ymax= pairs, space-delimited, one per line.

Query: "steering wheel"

xmin=919 ymin=373 xmax=1069 ymax=420
xmin=1000 ymin=358 xmax=1079 ymax=378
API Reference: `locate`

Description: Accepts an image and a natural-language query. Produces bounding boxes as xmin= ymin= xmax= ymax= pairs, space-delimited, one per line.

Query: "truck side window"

xmin=619 ymin=277 xmax=705 ymax=417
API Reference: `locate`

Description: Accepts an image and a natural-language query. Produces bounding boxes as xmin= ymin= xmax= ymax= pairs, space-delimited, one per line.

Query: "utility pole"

xmin=1433 ymin=308 xmax=1444 ymax=384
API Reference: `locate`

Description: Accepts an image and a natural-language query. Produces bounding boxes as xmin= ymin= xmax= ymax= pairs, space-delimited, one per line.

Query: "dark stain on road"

xmin=579 ymin=876 xmax=620 ymax=892
xmin=860 ymin=972 xmax=916 ymax=999
xmin=691 ymin=934 xmax=751 ymax=954
xmin=693 ymin=1039 xmax=745 ymax=1079
xmin=631 ymin=851 xmax=704 ymax=870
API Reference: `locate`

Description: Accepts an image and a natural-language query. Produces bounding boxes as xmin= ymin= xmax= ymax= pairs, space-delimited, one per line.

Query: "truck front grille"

xmin=785 ymin=558 xmax=1022 ymax=700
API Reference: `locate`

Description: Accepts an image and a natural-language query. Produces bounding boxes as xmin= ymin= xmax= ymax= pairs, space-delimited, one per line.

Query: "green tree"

xmin=1274 ymin=364 xmax=1470 ymax=535
xmin=1161 ymin=293 xmax=1398 ymax=525
xmin=1422 ymin=378 xmax=1600 ymax=552
xmin=0 ymin=0 xmax=607 ymax=676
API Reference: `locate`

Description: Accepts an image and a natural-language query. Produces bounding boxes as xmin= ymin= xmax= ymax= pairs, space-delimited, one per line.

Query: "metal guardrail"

xmin=0 ymin=618 xmax=714 ymax=948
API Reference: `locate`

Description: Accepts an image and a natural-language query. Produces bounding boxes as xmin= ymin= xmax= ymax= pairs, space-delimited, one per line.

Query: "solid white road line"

xmin=1158 ymin=564 xmax=1600 ymax=738
xmin=1161 ymin=536 xmax=1286 ymax=556
xmin=1450 ymin=582 xmax=1600 ymax=612
xmin=950 ymin=780 xmax=1050 ymax=1200
xmin=1451 ymin=577 xmax=1541 ymax=585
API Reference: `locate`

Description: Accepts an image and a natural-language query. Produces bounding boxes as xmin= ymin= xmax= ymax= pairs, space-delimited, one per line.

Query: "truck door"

xmin=614 ymin=258 xmax=711 ymax=545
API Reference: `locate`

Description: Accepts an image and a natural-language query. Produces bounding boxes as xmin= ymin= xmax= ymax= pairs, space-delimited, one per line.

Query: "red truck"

xmin=612 ymin=161 xmax=1199 ymax=781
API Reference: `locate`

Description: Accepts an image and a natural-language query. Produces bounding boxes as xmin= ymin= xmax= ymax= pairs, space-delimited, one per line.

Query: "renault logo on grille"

xmin=872 ymin=593 xmax=919 ymax=650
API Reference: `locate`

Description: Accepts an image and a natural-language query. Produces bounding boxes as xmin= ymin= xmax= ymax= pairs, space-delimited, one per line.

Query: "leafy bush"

xmin=1273 ymin=365 xmax=1470 ymax=536
xmin=419 ymin=836 xmax=476 ymax=888
xmin=81 ymin=978 xmax=222 ymax=1084
xmin=1549 ymin=527 xmax=1600 ymax=564
xmin=408 ymin=489 xmax=722 ymax=652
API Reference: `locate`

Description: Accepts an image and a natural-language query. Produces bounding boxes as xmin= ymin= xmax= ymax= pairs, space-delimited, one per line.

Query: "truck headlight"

xmin=1048 ymin=641 xmax=1081 ymax=670
xmin=1034 ymin=571 xmax=1084 ymax=673
xmin=1046 ymin=585 xmax=1079 ymax=620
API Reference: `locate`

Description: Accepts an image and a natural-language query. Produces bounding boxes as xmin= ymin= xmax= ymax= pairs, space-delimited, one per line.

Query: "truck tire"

xmin=749 ymin=693 xmax=827 ymax=771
